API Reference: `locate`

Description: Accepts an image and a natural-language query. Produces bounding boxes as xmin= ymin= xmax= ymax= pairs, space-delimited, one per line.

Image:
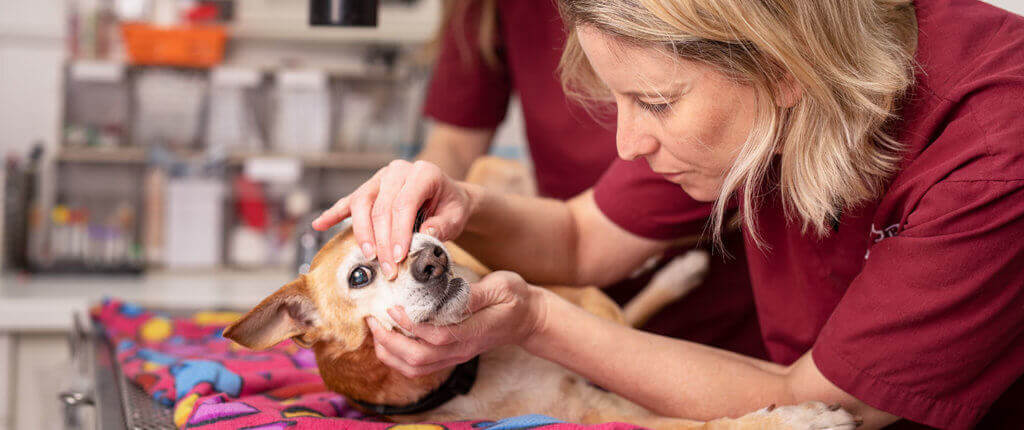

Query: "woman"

xmin=313 ymin=0 xmax=1024 ymax=428
xmin=419 ymin=0 xmax=767 ymax=358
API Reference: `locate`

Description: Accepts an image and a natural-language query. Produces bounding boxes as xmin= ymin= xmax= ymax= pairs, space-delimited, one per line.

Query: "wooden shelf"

xmin=56 ymin=146 xmax=147 ymax=164
xmin=56 ymin=147 xmax=396 ymax=170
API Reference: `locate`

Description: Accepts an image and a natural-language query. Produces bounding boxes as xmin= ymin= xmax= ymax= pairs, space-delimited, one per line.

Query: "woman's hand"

xmin=365 ymin=271 xmax=548 ymax=378
xmin=312 ymin=160 xmax=477 ymax=279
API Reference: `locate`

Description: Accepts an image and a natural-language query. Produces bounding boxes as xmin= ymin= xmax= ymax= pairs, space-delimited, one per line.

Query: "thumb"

xmin=467 ymin=272 xmax=521 ymax=312
xmin=418 ymin=215 xmax=450 ymax=240
xmin=418 ymin=192 xmax=470 ymax=241
xmin=468 ymin=284 xmax=494 ymax=313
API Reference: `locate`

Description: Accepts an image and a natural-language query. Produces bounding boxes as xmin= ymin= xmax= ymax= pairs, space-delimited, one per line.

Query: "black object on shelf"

xmin=309 ymin=0 xmax=378 ymax=27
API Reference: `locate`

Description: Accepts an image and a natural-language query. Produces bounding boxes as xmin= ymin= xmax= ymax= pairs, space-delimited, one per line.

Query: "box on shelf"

xmin=271 ymin=70 xmax=331 ymax=154
xmin=163 ymin=178 xmax=224 ymax=268
xmin=65 ymin=61 xmax=129 ymax=148
xmin=134 ymin=69 xmax=208 ymax=147
xmin=121 ymin=23 xmax=227 ymax=68
xmin=206 ymin=67 xmax=266 ymax=154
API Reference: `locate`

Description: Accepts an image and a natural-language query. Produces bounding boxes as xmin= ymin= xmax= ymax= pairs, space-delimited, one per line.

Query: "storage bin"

xmin=121 ymin=23 xmax=226 ymax=68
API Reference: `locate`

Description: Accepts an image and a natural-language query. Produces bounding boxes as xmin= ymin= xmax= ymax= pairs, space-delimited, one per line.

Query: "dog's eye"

xmin=348 ymin=266 xmax=374 ymax=289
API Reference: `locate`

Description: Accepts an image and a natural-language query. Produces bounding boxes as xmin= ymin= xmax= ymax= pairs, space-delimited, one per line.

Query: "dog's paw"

xmin=748 ymin=401 xmax=861 ymax=430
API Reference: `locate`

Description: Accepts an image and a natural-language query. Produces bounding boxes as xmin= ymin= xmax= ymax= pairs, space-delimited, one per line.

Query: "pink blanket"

xmin=91 ymin=299 xmax=642 ymax=430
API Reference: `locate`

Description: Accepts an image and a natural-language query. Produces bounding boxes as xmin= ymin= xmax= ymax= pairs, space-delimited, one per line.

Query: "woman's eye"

xmin=348 ymin=266 xmax=374 ymax=288
xmin=635 ymin=98 xmax=671 ymax=115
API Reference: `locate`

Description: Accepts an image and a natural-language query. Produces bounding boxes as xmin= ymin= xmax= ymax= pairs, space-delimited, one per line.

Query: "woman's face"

xmin=577 ymin=26 xmax=758 ymax=201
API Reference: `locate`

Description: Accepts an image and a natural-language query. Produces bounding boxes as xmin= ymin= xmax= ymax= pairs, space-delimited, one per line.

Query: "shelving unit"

xmin=13 ymin=0 xmax=446 ymax=276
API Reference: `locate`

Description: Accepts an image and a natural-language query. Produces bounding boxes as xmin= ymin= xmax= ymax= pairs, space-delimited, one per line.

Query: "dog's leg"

xmin=623 ymin=250 xmax=709 ymax=328
xmin=464 ymin=156 xmax=536 ymax=197
xmin=702 ymin=402 xmax=861 ymax=429
xmin=548 ymin=286 xmax=627 ymax=325
xmin=547 ymin=248 xmax=708 ymax=328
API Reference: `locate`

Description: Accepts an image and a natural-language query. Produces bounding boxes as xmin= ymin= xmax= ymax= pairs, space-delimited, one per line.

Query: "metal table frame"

xmin=62 ymin=316 xmax=175 ymax=430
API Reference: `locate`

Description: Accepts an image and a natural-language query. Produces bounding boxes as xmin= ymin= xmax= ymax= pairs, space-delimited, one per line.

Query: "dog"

xmin=224 ymin=227 xmax=860 ymax=429
xmin=464 ymin=155 xmax=538 ymax=197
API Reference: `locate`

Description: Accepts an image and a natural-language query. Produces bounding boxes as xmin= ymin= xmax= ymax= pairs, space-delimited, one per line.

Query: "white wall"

xmin=0 ymin=0 xmax=65 ymax=157
xmin=987 ymin=0 xmax=1024 ymax=14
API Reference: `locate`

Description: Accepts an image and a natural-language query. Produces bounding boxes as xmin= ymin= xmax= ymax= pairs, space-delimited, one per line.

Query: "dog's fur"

xmin=224 ymin=227 xmax=859 ymax=429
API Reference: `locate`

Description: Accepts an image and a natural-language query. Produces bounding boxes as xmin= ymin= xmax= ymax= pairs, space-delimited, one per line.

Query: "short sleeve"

xmin=813 ymin=179 xmax=1024 ymax=429
xmin=592 ymin=158 xmax=715 ymax=240
xmin=422 ymin=2 xmax=512 ymax=129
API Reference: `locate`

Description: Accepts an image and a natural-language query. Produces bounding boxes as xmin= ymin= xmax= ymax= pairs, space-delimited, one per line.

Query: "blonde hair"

xmin=429 ymin=0 xmax=501 ymax=69
xmin=558 ymin=0 xmax=918 ymax=248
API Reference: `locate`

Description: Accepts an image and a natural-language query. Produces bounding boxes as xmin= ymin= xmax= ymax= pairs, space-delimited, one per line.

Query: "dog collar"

xmin=350 ymin=356 xmax=480 ymax=415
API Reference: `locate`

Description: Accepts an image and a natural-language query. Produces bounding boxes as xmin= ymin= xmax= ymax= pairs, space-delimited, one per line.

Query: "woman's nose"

xmin=615 ymin=108 xmax=659 ymax=160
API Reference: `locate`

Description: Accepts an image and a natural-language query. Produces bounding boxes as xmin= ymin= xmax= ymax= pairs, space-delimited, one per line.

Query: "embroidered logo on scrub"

xmin=865 ymin=223 xmax=900 ymax=260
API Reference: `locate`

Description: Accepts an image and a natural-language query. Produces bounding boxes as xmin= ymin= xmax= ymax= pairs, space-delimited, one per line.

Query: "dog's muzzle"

xmin=411 ymin=244 xmax=449 ymax=285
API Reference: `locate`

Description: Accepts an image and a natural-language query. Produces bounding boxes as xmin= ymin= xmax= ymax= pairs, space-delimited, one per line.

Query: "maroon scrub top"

xmin=422 ymin=0 xmax=767 ymax=359
xmin=422 ymin=0 xmax=611 ymax=200
xmin=593 ymin=1 xmax=1024 ymax=428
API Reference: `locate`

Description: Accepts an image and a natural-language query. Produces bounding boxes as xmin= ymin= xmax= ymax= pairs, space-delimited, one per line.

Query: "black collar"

xmin=350 ymin=356 xmax=480 ymax=415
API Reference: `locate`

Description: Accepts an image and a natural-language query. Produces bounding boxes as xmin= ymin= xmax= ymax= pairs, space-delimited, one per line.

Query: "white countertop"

xmin=0 ymin=269 xmax=294 ymax=332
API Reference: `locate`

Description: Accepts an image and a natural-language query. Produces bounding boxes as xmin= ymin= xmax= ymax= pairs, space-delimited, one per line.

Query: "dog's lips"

xmin=422 ymin=276 xmax=468 ymax=324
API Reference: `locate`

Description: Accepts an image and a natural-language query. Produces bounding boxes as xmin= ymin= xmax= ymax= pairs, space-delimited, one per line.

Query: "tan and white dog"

xmin=224 ymin=227 xmax=859 ymax=430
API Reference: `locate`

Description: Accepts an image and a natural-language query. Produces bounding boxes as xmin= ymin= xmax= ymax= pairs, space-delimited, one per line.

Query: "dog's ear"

xmin=224 ymin=276 xmax=319 ymax=350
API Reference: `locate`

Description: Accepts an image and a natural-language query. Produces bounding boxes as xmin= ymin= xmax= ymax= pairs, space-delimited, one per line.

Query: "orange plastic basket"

xmin=121 ymin=23 xmax=226 ymax=68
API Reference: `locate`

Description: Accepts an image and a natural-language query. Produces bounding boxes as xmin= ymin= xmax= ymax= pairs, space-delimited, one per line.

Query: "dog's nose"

xmin=411 ymin=244 xmax=448 ymax=283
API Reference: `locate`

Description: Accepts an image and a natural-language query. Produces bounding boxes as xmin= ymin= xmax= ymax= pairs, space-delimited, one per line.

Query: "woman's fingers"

xmin=418 ymin=207 xmax=459 ymax=241
xmin=311 ymin=196 xmax=350 ymax=231
xmin=386 ymin=307 xmax=461 ymax=346
xmin=366 ymin=317 xmax=468 ymax=376
xmin=314 ymin=169 xmax=384 ymax=259
xmin=389 ymin=161 xmax=442 ymax=264
xmin=316 ymin=159 xmax=469 ymax=269
xmin=373 ymin=162 xmax=411 ymax=278
xmin=349 ymin=176 xmax=383 ymax=261
xmin=468 ymin=271 xmax=522 ymax=312
xmin=372 ymin=336 xmax=455 ymax=378
xmin=418 ymin=181 xmax=477 ymax=241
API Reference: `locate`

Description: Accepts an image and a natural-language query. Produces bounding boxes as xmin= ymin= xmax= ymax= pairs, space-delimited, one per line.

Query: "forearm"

xmin=457 ymin=184 xmax=582 ymax=285
xmin=524 ymin=287 xmax=795 ymax=420
xmin=416 ymin=123 xmax=494 ymax=180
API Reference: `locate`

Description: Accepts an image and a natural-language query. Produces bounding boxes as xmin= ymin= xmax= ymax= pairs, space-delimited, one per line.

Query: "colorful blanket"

xmin=91 ymin=299 xmax=642 ymax=430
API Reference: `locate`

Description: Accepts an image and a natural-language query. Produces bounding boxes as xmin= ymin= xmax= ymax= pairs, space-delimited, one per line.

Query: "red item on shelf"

xmin=184 ymin=4 xmax=220 ymax=23
xmin=232 ymin=176 xmax=268 ymax=230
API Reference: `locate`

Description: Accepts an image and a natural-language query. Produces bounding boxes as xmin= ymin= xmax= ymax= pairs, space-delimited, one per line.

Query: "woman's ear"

xmin=775 ymin=73 xmax=803 ymax=108
xmin=224 ymin=276 xmax=319 ymax=350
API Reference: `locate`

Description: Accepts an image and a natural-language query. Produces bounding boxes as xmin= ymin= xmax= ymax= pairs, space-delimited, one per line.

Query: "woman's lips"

xmin=655 ymin=170 xmax=690 ymax=183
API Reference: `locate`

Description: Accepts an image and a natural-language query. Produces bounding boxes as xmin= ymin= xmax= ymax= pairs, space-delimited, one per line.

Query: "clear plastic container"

xmin=205 ymin=67 xmax=265 ymax=154
xmin=134 ymin=69 xmax=208 ymax=147
xmin=65 ymin=61 xmax=129 ymax=147
xmin=271 ymin=70 xmax=330 ymax=154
